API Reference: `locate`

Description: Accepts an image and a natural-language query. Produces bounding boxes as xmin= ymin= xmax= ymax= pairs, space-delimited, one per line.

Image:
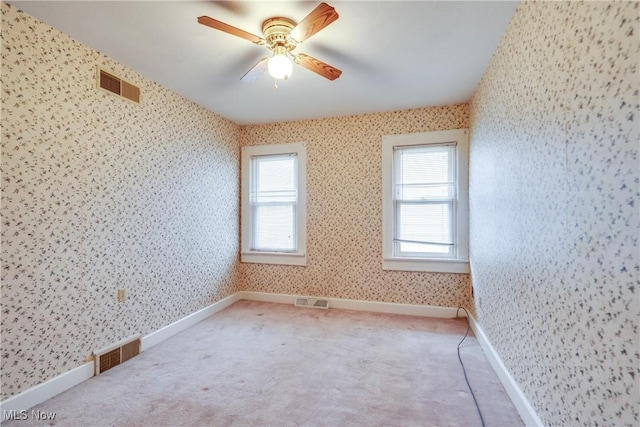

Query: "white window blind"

xmin=250 ymin=154 xmax=298 ymax=252
xmin=393 ymin=143 xmax=456 ymax=258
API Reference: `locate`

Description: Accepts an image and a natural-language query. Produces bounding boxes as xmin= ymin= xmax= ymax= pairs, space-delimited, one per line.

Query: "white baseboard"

xmin=238 ymin=291 xmax=465 ymax=318
xmin=467 ymin=315 xmax=544 ymax=427
xmin=141 ymin=292 xmax=240 ymax=351
xmin=238 ymin=291 xmax=295 ymax=305
xmin=0 ymin=362 xmax=93 ymax=423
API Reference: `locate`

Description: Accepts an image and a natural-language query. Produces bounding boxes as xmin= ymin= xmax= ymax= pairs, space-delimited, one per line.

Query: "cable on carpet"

xmin=456 ymin=307 xmax=486 ymax=427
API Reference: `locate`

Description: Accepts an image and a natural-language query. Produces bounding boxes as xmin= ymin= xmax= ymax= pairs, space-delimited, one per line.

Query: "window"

xmin=382 ymin=129 xmax=469 ymax=273
xmin=241 ymin=143 xmax=307 ymax=266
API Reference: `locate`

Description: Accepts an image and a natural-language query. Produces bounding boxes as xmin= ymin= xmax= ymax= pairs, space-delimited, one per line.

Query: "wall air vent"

xmin=98 ymin=68 xmax=140 ymax=104
xmin=93 ymin=335 xmax=141 ymax=375
xmin=294 ymin=297 xmax=329 ymax=309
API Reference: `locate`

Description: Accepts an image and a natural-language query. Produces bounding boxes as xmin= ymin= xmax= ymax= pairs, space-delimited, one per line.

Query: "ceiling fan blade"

xmin=295 ymin=53 xmax=342 ymax=81
xmin=241 ymin=57 xmax=269 ymax=83
xmin=197 ymin=16 xmax=265 ymax=45
xmin=290 ymin=3 xmax=339 ymax=43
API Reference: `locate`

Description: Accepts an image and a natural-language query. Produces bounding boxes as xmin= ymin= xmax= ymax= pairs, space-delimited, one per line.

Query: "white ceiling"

xmin=8 ymin=1 xmax=519 ymax=125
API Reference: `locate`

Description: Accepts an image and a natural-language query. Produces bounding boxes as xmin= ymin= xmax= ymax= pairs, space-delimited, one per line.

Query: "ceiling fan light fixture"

xmin=268 ymin=46 xmax=293 ymax=80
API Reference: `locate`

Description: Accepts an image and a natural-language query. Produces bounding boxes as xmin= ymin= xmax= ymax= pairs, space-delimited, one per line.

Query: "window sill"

xmin=383 ymin=257 xmax=469 ymax=274
xmin=241 ymin=251 xmax=307 ymax=266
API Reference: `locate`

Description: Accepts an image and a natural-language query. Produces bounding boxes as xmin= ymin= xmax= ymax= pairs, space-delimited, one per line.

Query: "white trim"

xmin=140 ymin=293 xmax=240 ymax=351
xmin=0 ymin=362 xmax=94 ymax=423
xmin=382 ymin=129 xmax=469 ymax=273
xmin=239 ymin=291 xmax=464 ymax=318
xmin=382 ymin=258 xmax=470 ymax=273
xmin=468 ymin=314 xmax=544 ymax=427
xmin=238 ymin=291 xmax=296 ymax=305
xmin=241 ymin=143 xmax=307 ymax=266
xmin=240 ymin=251 xmax=307 ymax=266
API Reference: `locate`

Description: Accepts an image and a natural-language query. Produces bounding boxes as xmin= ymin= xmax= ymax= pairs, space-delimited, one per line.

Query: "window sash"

xmin=251 ymin=203 xmax=297 ymax=252
xmin=393 ymin=200 xmax=456 ymax=258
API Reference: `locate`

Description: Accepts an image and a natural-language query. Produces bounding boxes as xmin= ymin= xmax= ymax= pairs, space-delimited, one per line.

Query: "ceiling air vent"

xmin=98 ymin=68 xmax=140 ymax=104
xmin=94 ymin=335 xmax=141 ymax=375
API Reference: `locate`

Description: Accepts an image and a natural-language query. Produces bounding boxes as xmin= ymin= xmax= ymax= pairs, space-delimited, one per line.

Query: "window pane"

xmin=254 ymin=204 xmax=296 ymax=251
xmin=397 ymin=203 xmax=452 ymax=255
xmin=395 ymin=145 xmax=455 ymax=200
xmin=253 ymin=155 xmax=297 ymax=203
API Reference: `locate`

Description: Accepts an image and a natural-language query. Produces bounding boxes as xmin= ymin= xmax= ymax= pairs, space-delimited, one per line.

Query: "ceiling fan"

xmin=197 ymin=2 xmax=342 ymax=86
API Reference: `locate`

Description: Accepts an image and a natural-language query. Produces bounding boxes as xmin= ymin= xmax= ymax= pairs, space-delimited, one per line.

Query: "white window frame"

xmin=382 ymin=129 xmax=469 ymax=274
xmin=241 ymin=142 xmax=307 ymax=266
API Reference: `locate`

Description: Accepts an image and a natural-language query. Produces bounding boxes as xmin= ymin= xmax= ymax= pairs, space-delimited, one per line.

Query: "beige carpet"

xmin=5 ymin=301 xmax=523 ymax=426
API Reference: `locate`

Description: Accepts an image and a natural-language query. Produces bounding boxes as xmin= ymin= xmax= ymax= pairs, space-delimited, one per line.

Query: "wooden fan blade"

xmin=241 ymin=57 xmax=269 ymax=83
xmin=197 ymin=16 xmax=264 ymax=45
xmin=290 ymin=3 xmax=339 ymax=43
xmin=295 ymin=53 xmax=342 ymax=81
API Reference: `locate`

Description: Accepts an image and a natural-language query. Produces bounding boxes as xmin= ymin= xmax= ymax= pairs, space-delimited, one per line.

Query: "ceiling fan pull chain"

xmin=274 ymin=79 xmax=279 ymax=91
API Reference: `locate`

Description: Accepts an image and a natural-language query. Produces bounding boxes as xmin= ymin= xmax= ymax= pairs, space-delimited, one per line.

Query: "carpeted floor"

xmin=4 ymin=301 xmax=523 ymax=426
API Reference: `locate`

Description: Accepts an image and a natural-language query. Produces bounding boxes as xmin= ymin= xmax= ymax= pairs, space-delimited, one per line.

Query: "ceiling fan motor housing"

xmin=262 ymin=17 xmax=297 ymax=50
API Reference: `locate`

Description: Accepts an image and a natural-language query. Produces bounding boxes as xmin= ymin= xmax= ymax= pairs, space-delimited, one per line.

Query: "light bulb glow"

xmin=268 ymin=52 xmax=293 ymax=80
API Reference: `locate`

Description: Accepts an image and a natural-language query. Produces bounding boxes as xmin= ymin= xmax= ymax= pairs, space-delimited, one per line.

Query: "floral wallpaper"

xmin=1 ymin=2 xmax=241 ymax=399
xmin=469 ymin=1 xmax=639 ymax=425
xmin=240 ymin=105 xmax=471 ymax=308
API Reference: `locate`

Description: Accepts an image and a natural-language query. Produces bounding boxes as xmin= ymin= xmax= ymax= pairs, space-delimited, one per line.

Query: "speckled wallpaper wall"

xmin=469 ymin=1 xmax=639 ymax=425
xmin=1 ymin=3 xmax=241 ymax=399
xmin=239 ymin=105 xmax=471 ymax=308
